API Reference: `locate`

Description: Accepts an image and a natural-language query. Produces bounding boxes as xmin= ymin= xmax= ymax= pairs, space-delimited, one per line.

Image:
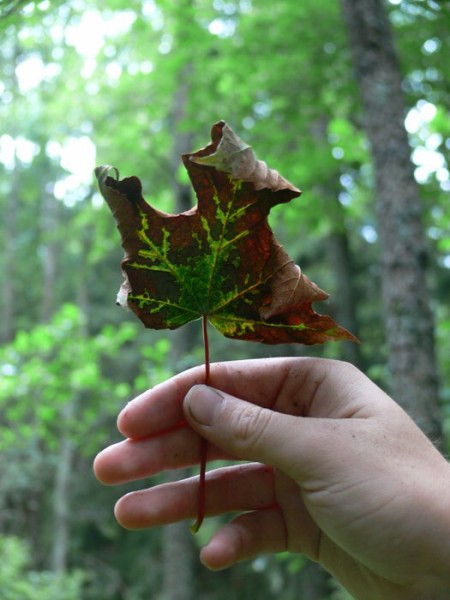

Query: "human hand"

xmin=94 ymin=358 xmax=450 ymax=600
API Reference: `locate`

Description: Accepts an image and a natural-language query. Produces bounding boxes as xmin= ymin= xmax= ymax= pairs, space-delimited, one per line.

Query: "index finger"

xmin=118 ymin=357 xmax=298 ymax=439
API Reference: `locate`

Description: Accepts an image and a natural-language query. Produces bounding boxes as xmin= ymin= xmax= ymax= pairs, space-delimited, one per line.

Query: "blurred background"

xmin=0 ymin=0 xmax=449 ymax=598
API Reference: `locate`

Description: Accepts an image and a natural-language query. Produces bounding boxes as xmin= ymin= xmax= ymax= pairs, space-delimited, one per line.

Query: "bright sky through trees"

xmin=1 ymin=3 xmax=447 ymax=209
xmin=0 ymin=1 xmax=449 ymax=596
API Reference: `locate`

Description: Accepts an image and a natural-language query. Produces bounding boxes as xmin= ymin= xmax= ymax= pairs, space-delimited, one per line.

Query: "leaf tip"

xmin=187 ymin=122 xmax=301 ymax=196
xmin=95 ymin=165 xmax=120 ymax=186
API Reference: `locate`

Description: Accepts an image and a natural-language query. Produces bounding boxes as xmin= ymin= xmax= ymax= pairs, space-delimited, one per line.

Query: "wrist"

xmin=349 ymin=461 xmax=450 ymax=600
xmin=411 ymin=462 xmax=450 ymax=596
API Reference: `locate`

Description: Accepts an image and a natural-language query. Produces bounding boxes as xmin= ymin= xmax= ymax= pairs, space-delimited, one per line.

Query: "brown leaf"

xmin=95 ymin=120 xmax=357 ymax=345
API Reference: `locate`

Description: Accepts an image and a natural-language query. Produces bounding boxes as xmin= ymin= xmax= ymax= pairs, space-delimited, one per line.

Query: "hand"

xmin=94 ymin=358 xmax=450 ymax=600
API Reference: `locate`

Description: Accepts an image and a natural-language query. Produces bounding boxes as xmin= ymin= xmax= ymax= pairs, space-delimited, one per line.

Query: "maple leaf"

xmin=95 ymin=121 xmax=356 ymax=346
xmin=95 ymin=121 xmax=357 ymax=532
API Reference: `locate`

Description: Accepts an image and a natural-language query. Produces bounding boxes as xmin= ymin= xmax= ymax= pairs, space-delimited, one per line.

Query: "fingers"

xmin=182 ymin=383 xmax=374 ymax=484
xmin=200 ymin=509 xmax=287 ymax=570
xmin=114 ymin=463 xmax=276 ymax=528
xmin=183 ymin=384 xmax=310 ymax=479
xmin=95 ymin=362 xmax=293 ymax=485
xmin=117 ymin=357 xmax=391 ymax=442
xmin=116 ymin=357 xmax=317 ymax=440
xmin=97 ymin=357 xmax=396 ymax=492
xmin=98 ymin=375 xmax=356 ymax=488
xmin=93 ymin=425 xmax=229 ymax=485
xmin=114 ymin=462 xmax=290 ymax=571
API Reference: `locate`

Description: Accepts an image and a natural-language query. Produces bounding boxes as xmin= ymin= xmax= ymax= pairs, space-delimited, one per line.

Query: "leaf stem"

xmin=203 ymin=313 xmax=211 ymax=386
xmin=191 ymin=315 xmax=210 ymax=533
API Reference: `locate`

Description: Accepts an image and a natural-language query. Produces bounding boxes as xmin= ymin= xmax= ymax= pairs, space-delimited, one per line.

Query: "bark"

xmin=50 ymin=399 xmax=76 ymax=572
xmin=159 ymin=501 xmax=195 ymax=600
xmin=326 ymin=197 xmax=362 ymax=368
xmin=158 ymin=326 xmax=196 ymax=600
xmin=1 ymin=45 xmax=21 ymax=343
xmin=309 ymin=116 xmax=362 ymax=367
xmin=158 ymin=57 xmax=196 ymax=600
xmin=158 ymin=272 xmax=196 ymax=600
xmin=50 ymin=248 xmax=92 ymax=573
xmin=340 ymin=0 xmax=442 ymax=439
xmin=39 ymin=183 xmax=75 ymax=572
xmin=1 ymin=165 xmax=18 ymax=342
xmin=39 ymin=190 xmax=60 ymax=322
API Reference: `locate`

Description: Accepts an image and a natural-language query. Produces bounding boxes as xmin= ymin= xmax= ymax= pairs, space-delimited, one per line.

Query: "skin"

xmin=94 ymin=357 xmax=450 ymax=600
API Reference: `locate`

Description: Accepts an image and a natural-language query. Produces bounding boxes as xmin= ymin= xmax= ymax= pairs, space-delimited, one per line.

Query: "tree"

xmin=0 ymin=306 xmax=144 ymax=571
xmin=158 ymin=5 xmax=198 ymax=597
xmin=0 ymin=0 xmax=448 ymax=598
xmin=0 ymin=535 xmax=84 ymax=600
xmin=339 ymin=0 xmax=442 ymax=439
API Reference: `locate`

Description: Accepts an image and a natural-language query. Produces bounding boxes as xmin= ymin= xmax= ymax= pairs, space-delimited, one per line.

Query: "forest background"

xmin=0 ymin=0 xmax=449 ymax=599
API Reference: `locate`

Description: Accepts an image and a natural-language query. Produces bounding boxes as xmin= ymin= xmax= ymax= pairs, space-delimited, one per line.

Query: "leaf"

xmin=95 ymin=121 xmax=356 ymax=345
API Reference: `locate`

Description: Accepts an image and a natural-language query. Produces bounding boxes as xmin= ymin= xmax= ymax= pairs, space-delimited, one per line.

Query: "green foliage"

xmin=0 ymin=536 xmax=85 ymax=600
xmin=0 ymin=304 xmax=134 ymax=452
xmin=0 ymin=303 xmax=171 ymax=594
xmin=0 ymin=303 xmax=171 ymax=465
xmin=0 ymin=0 xmax=449 ymax=598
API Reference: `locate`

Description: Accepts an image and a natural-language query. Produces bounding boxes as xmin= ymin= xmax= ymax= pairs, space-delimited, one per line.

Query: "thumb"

xmin=183 ymin=384 xmax=310 ymax=477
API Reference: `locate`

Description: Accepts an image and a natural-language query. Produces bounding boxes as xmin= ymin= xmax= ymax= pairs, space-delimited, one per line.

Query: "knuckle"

xmin=230 ymin=405 xmax=273 ymax=453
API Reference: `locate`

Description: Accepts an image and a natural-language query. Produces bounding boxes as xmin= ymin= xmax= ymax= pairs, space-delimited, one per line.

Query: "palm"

xmin=94 ymin=358 xmax=450 ymax=599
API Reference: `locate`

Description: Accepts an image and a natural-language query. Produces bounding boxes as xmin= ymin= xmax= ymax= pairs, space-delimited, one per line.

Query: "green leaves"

xmin=96 ymin=121 xmax=356 ymax=345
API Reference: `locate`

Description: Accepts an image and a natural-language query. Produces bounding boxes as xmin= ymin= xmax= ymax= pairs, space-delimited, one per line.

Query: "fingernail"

xmin=185 ymin=385 xmax=224 ymax=426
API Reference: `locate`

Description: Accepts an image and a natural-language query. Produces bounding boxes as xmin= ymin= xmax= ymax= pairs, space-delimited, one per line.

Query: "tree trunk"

xmin=39 ymin=189 xmax=60 ymax=322
xmin=309 ymin=116 xmax=362 ymax=368
xmin=339 ymin=0 xmax=442 ymax=439
xmin=50 ymin=259 xmax=91 ymax=573
xmin=326 ymin=201 xmax=362 ymax=368
xmin=159 ymin=304 xmax=196 ymax=600
xmin=159 ymin=505 xmax=195 ymax=600
xmin=158 ymin=58 xmax=196 ymax=600
xmin=1 ymin=45 xmax=21 ymax=343
xmin=1 ymin=164 xmax=18 ymax=343
xmin=38 ymin=176 xmax=75 ymax=573
xmin=50 ymin=399 xmax=76 ymax=572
